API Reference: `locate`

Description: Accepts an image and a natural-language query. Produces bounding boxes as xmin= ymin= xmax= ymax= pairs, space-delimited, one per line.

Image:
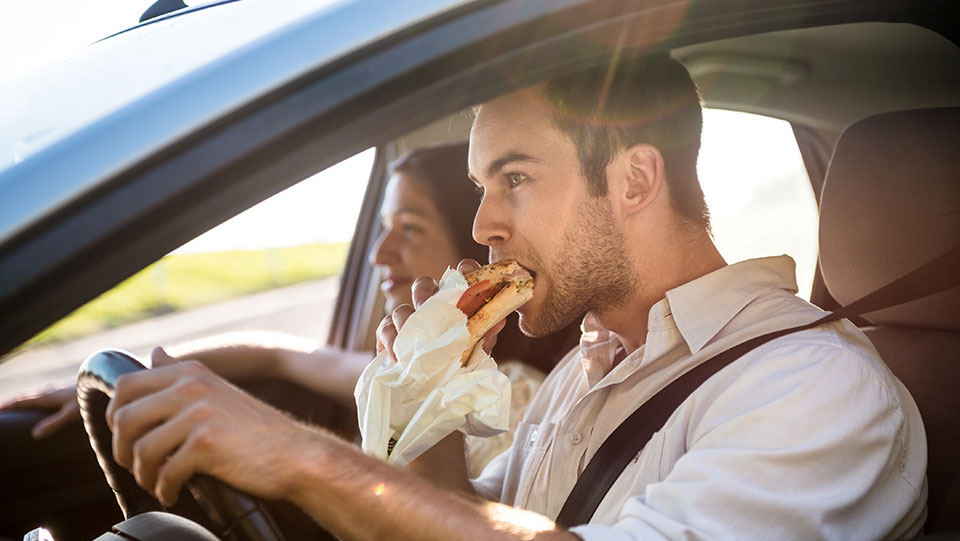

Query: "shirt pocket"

xmin=501 ymin=421 xmax=556 ymax=506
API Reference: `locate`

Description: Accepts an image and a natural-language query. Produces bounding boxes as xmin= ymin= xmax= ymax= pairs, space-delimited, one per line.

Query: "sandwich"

xmin=455 ymin=259 xmax=535 ymax=366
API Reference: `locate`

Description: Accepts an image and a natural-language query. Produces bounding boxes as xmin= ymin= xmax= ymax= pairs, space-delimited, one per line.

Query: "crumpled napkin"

xmin=354 ymin=267 xmax=512 ymax=466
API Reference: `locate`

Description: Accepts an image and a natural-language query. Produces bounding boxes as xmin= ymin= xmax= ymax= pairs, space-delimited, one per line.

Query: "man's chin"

xmin=516 ymin=312 xmax=543 ymax=338
xmin=517 ymin=289 xmax=588 ymax=338
xmin=517 ymin=306 xmax=563 ymax=339
xmin=516 ymin=285 xmax=550 ymax=337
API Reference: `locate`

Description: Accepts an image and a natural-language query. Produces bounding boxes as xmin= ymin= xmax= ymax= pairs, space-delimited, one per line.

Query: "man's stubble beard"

xmin=518 ymin=196 xmax=638 ymax=338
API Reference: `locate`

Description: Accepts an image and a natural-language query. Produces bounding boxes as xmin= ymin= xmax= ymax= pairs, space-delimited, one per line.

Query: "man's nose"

xmin=472 ymin=194 xmax=511 ymax=248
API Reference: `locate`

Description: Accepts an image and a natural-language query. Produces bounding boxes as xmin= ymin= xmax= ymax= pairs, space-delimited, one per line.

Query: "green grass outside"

xmin=25 ymin=242 xmax=350 ymax=348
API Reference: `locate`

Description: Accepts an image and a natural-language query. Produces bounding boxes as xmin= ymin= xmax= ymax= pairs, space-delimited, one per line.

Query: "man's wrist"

xmin=281 ymin=426 xmax=336 ymax=504
xmin=281 ymin=424 xmax=380 ymax=513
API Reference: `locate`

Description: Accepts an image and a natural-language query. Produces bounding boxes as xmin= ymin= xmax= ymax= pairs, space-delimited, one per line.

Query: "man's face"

xmin=469 ymin=89 xmax=636 ymax=337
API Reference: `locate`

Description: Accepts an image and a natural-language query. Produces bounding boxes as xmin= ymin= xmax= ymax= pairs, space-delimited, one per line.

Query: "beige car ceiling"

xmin=398 ymin=22 xmax=960 ymax=150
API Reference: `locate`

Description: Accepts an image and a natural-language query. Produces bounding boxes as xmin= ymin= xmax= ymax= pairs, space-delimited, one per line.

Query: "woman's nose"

xmin=369 ymin=229 xmax=398 ymax=267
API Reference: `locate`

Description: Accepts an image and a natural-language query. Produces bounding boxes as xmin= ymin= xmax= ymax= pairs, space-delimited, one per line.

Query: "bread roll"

xmin=459 ymin=260 xmax=534 ymax=366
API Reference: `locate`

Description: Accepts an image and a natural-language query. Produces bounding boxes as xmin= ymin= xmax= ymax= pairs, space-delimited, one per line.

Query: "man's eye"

xmin=507 ymin=173 xmax=527 ymax=188
xmin=473 ymin=184 xmax=485 ymax=196
xmin=402 ymin=223 xmax=424 ymax=235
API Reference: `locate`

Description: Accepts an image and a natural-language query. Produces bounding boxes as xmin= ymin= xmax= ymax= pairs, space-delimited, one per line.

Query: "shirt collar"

xmin=665 ymin=255 xmax=799 ymax=354
xmin=577 ymin=256 xmax=798 ymax=385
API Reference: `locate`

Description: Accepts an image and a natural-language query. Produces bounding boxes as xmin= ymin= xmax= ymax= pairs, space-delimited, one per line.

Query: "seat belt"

xmin=555 ymin=246 xmax=960 ymax=529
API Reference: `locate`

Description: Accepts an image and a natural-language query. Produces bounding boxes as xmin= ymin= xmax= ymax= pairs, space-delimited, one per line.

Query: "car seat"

xmin=818 ymin=107 xmax=960 ymax=533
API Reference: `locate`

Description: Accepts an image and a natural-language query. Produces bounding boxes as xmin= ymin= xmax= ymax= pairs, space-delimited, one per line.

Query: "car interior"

xmin=1 ymin=6 xmax=958 ymax=541
xmin=817 ymin=106 xmax=960 ymax=533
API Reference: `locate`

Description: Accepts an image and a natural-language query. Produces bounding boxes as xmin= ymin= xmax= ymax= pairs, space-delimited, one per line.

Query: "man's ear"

xmin=612 ymin=144 xmax=664 ymax=216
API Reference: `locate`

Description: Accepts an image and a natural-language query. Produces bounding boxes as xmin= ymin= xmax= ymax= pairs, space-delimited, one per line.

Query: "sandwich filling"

xmin=457 ymin=280 xmax=506 ymax=318
xmin=454 ymin=260 xmax=535 ymax=366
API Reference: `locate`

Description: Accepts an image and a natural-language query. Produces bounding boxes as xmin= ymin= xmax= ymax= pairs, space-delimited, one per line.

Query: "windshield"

xmin=0 ymin=0 xmax=345 ymax=172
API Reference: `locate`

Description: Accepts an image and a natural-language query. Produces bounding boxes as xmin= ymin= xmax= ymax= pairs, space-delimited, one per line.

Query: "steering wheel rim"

xmin=77 ymin=349 xmax=287 ymax=541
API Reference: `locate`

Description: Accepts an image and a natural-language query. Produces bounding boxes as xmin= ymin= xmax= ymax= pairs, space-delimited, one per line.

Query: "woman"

xmin=2 ymin=142 xmax=579 ymax=476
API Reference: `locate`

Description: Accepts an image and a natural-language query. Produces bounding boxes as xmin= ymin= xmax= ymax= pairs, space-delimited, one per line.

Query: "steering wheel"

xmin=77 ymin=349 xmax=287 ymax=541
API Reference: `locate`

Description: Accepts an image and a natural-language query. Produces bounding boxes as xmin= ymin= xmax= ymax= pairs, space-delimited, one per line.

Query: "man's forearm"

xmin=286 ymin=429 xmax=575 ymax=541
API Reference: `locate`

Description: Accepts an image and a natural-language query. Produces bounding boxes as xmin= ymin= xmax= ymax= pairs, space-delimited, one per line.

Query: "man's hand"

xmin=373 ymin=259 xmax=508 ymax=495
xmin=106 ymin=358 xmax=318 ymax=507
xmin=376 ymin=259 xmax=507 ymax=363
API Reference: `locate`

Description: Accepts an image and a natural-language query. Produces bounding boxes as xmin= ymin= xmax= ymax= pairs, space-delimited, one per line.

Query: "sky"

xmin=1 ymin=1 xmax=820 ymax=295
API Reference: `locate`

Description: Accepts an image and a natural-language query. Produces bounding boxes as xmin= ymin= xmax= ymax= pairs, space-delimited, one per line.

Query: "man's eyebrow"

xmin=485 ymin=151 xmax=538 ymax=177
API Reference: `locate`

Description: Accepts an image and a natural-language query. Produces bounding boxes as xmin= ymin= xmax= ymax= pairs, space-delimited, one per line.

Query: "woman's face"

xmin=370 ymin=172 xmax=462 ymax=313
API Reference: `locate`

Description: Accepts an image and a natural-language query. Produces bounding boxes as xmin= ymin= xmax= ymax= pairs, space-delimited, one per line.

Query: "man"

xmin=107 ymin=53 xmax=926 ymax=540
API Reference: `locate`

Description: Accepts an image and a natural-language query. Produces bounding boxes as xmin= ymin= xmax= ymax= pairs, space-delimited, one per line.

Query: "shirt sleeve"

xmin=569 ymin=341 xmax=926 ymax=541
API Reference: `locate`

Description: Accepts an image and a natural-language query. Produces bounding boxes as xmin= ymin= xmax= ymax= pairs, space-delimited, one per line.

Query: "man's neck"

xmin=599 ymin=231 xmax=726 ymax=357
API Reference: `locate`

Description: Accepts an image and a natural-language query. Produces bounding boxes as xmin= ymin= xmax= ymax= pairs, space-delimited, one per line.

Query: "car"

xmin=0 ymin=0 xmax=958 ymax=540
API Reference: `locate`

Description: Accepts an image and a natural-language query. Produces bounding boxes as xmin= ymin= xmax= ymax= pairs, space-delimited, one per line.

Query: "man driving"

xmin=107 ymin=53 xmax=926 ymax=540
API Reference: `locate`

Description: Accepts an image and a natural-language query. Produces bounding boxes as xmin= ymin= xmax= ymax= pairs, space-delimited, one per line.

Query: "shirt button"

xmin=568 ymin=432 xmax=582 ymax=445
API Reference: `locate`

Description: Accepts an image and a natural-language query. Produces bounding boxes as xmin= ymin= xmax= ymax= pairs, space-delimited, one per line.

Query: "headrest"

xmin=819 ymin=107 xmax=960 ymax=330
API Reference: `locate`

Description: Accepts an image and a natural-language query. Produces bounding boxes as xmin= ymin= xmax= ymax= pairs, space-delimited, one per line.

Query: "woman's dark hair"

xmin=389 ymin=142 xmax=488 ymax=264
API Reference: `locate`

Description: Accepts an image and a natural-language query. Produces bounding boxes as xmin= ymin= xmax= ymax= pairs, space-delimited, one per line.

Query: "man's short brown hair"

xmin=542 ymin=53 xmax=709 ymax=229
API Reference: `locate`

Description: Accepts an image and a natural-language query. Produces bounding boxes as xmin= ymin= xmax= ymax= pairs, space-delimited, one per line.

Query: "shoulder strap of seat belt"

xmin=555 ymin=246 xmax=960 ymax=529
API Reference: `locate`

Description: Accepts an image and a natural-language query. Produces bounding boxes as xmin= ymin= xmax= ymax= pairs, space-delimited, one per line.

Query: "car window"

xmin=0 ymin=148 xmax=375 ymax=401
xmin=698 ymin=108 xmax=819 ymax=298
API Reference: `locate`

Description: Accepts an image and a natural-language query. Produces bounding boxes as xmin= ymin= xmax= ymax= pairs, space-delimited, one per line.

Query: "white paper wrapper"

xmin=354 ymin=268 xmax=512 ymax=466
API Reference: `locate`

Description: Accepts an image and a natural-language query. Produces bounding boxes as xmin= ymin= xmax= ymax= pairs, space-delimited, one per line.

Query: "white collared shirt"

xmin=472 ymin=256 xmax=927 ymax=540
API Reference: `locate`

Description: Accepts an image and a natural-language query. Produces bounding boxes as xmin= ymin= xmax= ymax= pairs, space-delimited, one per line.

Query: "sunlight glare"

xmin=485 ymin=502 xmax=555 ymax=540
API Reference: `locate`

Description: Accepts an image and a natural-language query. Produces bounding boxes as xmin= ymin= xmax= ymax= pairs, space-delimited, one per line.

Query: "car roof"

xmin=399 ymin=21 xmax=960 ymax=150
xmin=676 ymin=22 xmax=960 ymax=133
xmin=0 ymin=0 xmax=466 ymax=247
